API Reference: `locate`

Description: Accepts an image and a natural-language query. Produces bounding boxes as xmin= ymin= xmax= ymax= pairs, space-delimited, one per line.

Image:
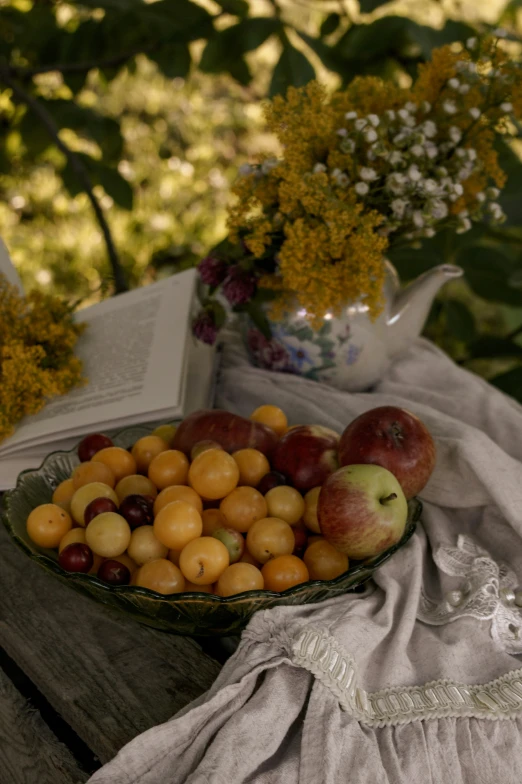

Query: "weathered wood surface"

xmin=0 ymin=525 xmax=221 ymax=765
xmin=0 ymin=667 xmax=87 ymax=784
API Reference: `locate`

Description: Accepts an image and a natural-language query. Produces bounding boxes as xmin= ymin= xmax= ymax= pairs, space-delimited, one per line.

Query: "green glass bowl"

xmin=1 ymin=425 xmax=421 ymax=636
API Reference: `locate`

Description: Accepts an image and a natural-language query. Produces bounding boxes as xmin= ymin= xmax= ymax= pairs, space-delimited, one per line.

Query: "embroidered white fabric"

xmin=417 ymin=534 xmax=522 ymax=654
xmin=291 ymin=626 xmax=522 ymax=727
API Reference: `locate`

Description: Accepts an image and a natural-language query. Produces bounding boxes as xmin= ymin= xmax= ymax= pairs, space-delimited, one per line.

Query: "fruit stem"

xmin=380 ymin=492 xmax=398 ymax=504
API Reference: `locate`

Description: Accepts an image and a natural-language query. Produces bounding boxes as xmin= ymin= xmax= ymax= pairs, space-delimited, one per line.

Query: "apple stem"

xmin=380 ymin=492 xmax=398 ymax=504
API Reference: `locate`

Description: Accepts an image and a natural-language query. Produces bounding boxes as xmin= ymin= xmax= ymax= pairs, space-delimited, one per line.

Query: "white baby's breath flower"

xmin=354 ymin=181 xmax=370 ymax=195
xmin=466 ymin=37 xmax=477 ymax=49
xmin=453 ymin=183 xmax=464 ymax=196
xmin=386 ymin=172 xmax=407 ymax=194
xmin=456 ymin=217 xmax=472 ymax=234
xmin=458 ymin=209 xmax=469 ymax=218
xmin=388 ymin=151 xmax=403 ymax=166
xmin=340 ymin=138 xmax=356 ymax=154
xmin=449 ymin=126 xmax=462 ymax=144
xmin=407 ymin=164 xmax=422 ymax=182
xmin=313 ymin=163 xmax=327 ymax=174
xmin=393 ymin=132 xmax=409 ymax=146
xmin=425 ymin=144 xmax=439 ymax=160
xmin=366 ymin=149 xmax=376 ymax=161
xmin=501 ymin=102 xmax=513 ymax=112
xmin=359 ymin=167 xmax=377 ymax=181
xmin=421 ymin=101 xmax=432 ymax=114
xmin=488 ymin=201 xmax=503 ymax=215
xmin=391 ymin=198 xmax=408 ymax=218
xmin=469 ymin=107 xmax=481 ymax=120
xmin=367 ymin=114 xmax=380 ymax=127
xmin=439 ymin=142 xmax=452 ymax=154
xmin=467 ymin=148 xmax=477 ymax=161
xmin=412 ymin=211 xmax=425 ymax=228
xmin=487 ymin=187 xmax=500 ymax=199
xmin=431 ymin=200 xmax=449 ymax=220
xmin=423 ymin=120 xmax=437 ymax=138
xmin=332 ymin=168 xmax=342 ymax=177
xmin=355 ymin=119 xmax=367 ymax=131
xmin=336 ymin=173 xmax=350 ymax=187
xmin=456 ymin=148 xmax=467 ymax=159
xmin=476 ymin=191 xmax=486 ymax=202
xmin=405 ymin=102 xmax=418 ymax=113
xmin=385 ymin=110 xmax=396 ymax=122
xmin=467 ymin=63 xmax=477 ymax=74
xmin=459 ymin=84 xmax=470 ymax=95
xmin=423 ymin=228 xmax=436 ymax=238
xmin=443 ymin=101 xmax=457 ymax=114
xmin=457 ymin=167 xmax=472 ymax=181
xmin=397 ymin=109 xmax=411 ymax=122
xmin=365 ymin=128 xmax=378 ymax=143
xmin=337 ymin=128 xmax=348 ymax=137
xmin=411 ymin=144 xmax=425 ymax=157
xmin=448 ymin=78 xmax=460 ymax=89
xmin=239 ymin=163 xmax=253 ymax=176
xmin=423 ymin=179 xmax=438 ymax=194
xmin=345 ymin=111 xmax=358 ymax=120
xmin=494 ymin=28 xmax=507 ymax=38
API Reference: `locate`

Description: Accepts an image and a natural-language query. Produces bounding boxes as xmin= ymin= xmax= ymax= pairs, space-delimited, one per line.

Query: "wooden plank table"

xmin=0 ymin=524 xmax=222 ymax=783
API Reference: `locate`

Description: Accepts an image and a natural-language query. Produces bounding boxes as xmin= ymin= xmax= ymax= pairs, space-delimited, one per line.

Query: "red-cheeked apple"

xmin=317 ymin=464 xmax=408 ymax=559
xmin=338 ymin=406 xmax=435 ymax=499
xmin=271 ymin=425 xmax=339 ymax=493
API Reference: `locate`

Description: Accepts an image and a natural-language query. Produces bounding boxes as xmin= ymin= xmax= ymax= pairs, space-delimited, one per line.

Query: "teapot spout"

xmin=387 ymin=263 xmax=463 ymax=357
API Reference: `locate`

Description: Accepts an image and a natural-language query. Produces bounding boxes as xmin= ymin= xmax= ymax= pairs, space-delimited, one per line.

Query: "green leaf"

xmin=496 ymin=139 xmax=522 ymax=226
xmin=444 ymin=299 xmax=476 ymax=343
xmin=469 ymin=336 xmax=522 ymax=360
xmin=148 ymin=42 xmax=191 ymax=79
xmin=215 ymin=0 xmax=249 ymax=15
xmin=270 ymin=42 xmax=315 ymax=97
xmin=457 ymin=246 xmax=522 ymax=306
xmin=297 ymin=32 xmax=350 ymax=76
xmin=97 ymin=166 xmax=133 ymax=210
xmin=245 ymin=301 xmax=272 ymax=340
xmin=334 ymin=17 xmax=411 ymax=61
xmin=359 ymin=0 xmax=392 ymax=11
xmin=334 ymin=17 xmax=474 ymax=65
xmin=407 ymin=20 xmax=476 ymax=59
xmin=489 ymin=366 xmax=522 ymax=402
xmin=208 ymin=299 xmax=227 ymax=328
xmin=38 ymin=99 xmax=124 ymax=162
xmin=60 ymin=153 xmax=133 ymax=209
xmin=320 ymin=13 xmax=341 ymax=37
xmin=200 ymin=18 xmax=279 ymax=83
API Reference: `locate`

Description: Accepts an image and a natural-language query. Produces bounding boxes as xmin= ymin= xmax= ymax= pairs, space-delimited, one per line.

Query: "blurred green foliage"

xmin=0 ymin=0 xmax=521 ymax=398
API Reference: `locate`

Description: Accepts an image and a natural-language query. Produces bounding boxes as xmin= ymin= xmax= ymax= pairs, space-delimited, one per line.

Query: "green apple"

xmin=317 ymin=464 xmax=408 ymax=559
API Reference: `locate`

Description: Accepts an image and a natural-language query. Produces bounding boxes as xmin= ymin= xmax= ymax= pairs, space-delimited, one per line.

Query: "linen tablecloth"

xmin=89 ymin=336 xmax=522 ymax=784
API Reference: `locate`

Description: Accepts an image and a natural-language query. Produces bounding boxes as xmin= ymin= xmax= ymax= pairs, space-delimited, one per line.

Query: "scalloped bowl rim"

xmin=1 ymin=424 xmax=421 ymax=607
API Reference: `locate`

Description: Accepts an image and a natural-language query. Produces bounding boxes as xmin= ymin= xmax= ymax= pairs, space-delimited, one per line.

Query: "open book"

xmin=0 ymin=241 xmax=216 ymax=489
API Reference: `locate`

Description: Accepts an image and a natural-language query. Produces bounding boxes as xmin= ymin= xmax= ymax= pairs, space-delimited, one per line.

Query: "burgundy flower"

xmin=198 ymin=256 xmax=228 ymax=287
xmin=192 ymin=310 xmax=218 ymax=346
xmin=222 ymin=266 xmax=257 ymax=306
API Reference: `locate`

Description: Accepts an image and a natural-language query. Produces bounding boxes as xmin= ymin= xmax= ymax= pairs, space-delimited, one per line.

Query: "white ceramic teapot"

xmin=242 ymin=261 xmax=463 ymax=391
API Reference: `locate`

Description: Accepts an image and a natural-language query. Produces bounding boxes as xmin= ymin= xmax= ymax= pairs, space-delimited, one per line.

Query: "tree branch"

xmin=6 ymin=47 xmax=154 ymax=79
xmin=0 ymin=69 xmax=128 ymax=294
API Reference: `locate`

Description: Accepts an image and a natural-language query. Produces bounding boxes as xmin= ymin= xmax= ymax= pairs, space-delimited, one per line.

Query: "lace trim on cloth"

xmin=291 ymin=628 xmax=522 ymax=728
xmin=417 ymin=535 xmax=522 ymax=655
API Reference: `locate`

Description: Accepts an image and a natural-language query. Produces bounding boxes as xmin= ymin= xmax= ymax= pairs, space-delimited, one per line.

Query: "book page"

xmin=0 ymin=269 xmax=197 ymax=456
xmin=0 ymin=237 xmax=24 ymax=292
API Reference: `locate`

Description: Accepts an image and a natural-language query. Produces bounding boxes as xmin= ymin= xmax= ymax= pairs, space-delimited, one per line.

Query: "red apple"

xmin=212 ymin=527 xmax=245 ymax=563
xmin=318 ymin=464 xmax=408 ymax=559
xmin=338 ymin=406 xmax=435 ymax=499
xmin=271 ymin=425 xmax=339 ymax=492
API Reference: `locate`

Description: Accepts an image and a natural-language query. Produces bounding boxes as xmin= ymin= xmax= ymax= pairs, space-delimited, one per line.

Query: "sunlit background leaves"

xmin=0 ymin=0 xmax=521 ymax=398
